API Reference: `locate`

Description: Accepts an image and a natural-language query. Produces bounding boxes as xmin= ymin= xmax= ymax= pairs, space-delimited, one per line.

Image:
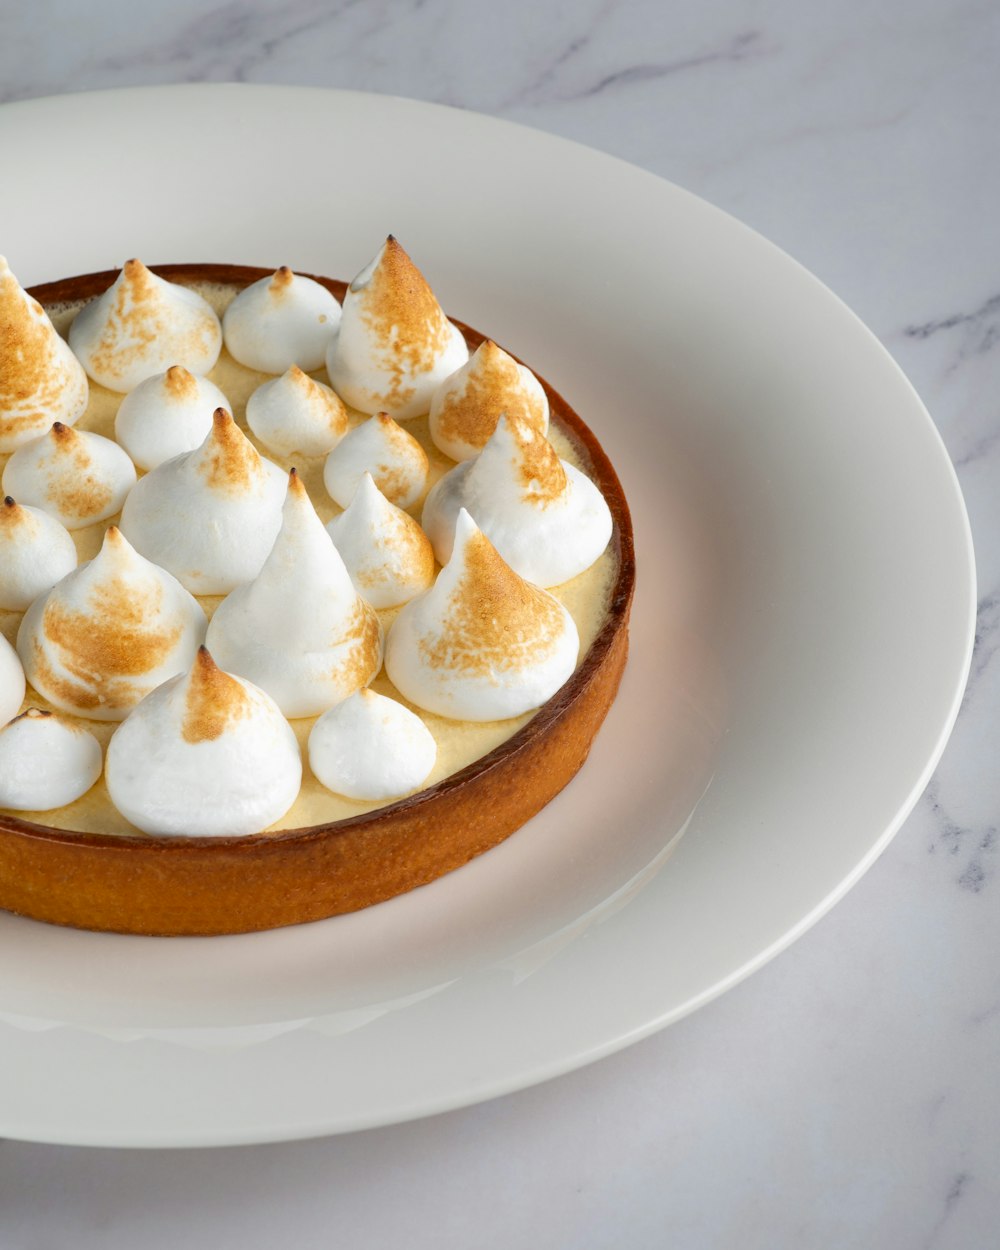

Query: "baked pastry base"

xmin=0 ymin=264 xmax=635 ymax=936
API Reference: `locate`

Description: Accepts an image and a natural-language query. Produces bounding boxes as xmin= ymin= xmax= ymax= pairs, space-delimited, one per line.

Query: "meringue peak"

xmin=164 ymin=363 xmax=200 ymax=399
xmin=0 ymin=256 xmax=89 ymax=452
xmin=327 ymin=237 xmax=469 ymax=420
xmin=222 ymin=267 xmax=341 ymax=374
xmin=322 ymin=411 xmax=429 ymax=509
xmin=181 ymin=646 xmax=254 ymax=744
xmin=68 ymin=259 xmax=222 ymax=392
xmin=198 ymin=408 xmax=270 ymax=494
xmin=245 ymin=365 xmax=348 ymax=457
xmin=475 ymin=412 xmax=568 ymax=506
xmin=429 ymin=340 xmax=549 ymax=462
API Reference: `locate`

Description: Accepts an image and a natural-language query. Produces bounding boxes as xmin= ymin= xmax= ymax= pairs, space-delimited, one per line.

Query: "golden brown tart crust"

xmin=0 ymin=264 xmax=635 ymax=937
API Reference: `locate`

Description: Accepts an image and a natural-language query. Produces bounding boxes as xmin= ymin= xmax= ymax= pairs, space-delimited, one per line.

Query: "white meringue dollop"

xmin=0 ymin=633 xmax=26 ymax=728
xmin=326 ymin=472 xmax=435 ymax=609
xmin=114 ymin=365 xmax=231 ymax=471
xmin=0 ymin=256 xmax=89 ymax=452
xmin=429 ymin=339 xmax=549 ymax=462
xmin=222 ymin=267 xmax=342 ymax=373
xmin=385 ymin=509 xmax=580 ymax=722
xmin=17 ymin=526 xmax=207 ymax=722
xmin=2 ymin=423 xmax=137 ymax=530
xmin=68 ymin=259 xmax=222 ymax=392
xmin=323 ymin=412 xmax=428 ymax=510
xmin=205 ymin=470 xmax=383 ymax=717
xmin=422 ymin=414 xmax=613 ymax=587
xmin=308 ymin=688 xmax=437 ymax=801
xmin=246 ymin=365 xmax=348 ymax=457
xmin=0 ymin=708 xmax=103 ymax=811
xmin=326 ymin=237 xmax=468 ymax=420
xmin=104 ymin=647 xmax=302 ymax=837
xmin=0 ymin=495 xmax=78 ymax=611
xmin=119 ymin=408 xmax=286 ymax=594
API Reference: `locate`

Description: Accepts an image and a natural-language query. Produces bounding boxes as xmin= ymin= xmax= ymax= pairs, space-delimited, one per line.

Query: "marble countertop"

xmin=1 ymin=2 xmax=997 ymax=1246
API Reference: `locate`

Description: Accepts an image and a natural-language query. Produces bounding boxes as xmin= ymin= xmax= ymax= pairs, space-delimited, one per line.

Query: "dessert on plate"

xmin=0 ymin=241 xmax=634 ymax=935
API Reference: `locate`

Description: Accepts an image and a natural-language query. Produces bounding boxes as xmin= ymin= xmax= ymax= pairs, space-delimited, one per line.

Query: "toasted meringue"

xmin=326 ymin=473 xmax=435 ymax=608
xmin=222 ymin=267 xmax=342 ymax=373
xmin=17 ymin=527 xmax=207 ymax=722
xmin=385 ymin=509 xmax=579 ymax=721
xmin=205 ymin=470 xmax=383 ymax=717
xmin=0 ymin=709 xmax=102 ymax=811
xmin=119 ymin=408 xmax=286 ymax=594
xmin=323 ymin=412 xmax=428 ymax=510
xmin=422 ymin=414 xmax=612 ymax=587
xmin=2 ymin=423 xmax=137 ymax=530
xmin=429 ymin=340 xmax=549 ymax=462
xmin=0 ymin=634 xmax=25 ymax=727
xmin=0 ymin=496 xmax=77 ymax=611
xmin=114 ymin=365 xmax=231 ymax=471
xmin=326 ymin=237 xmax=468 ymax=420
xmin=308 ymin=688 xmax=436 ymax=801
xmin=104 ymin=647 xmax=301 ymax=837
xmin=68 ymin=259 xmax=222 ymax=392
xmin=246 ymin=366 xmax=348 ymax=457
xmin=0 ymin=257 xmax=89 ymax=452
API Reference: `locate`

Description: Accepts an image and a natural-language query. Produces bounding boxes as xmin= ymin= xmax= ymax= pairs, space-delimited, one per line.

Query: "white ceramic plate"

xmin=0 ymin=85 xmax=974 ymax=1148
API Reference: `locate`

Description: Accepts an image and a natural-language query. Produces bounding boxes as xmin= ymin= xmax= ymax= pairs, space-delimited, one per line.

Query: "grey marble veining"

xmin=1 ymin=1 xmax=998 ymax=1247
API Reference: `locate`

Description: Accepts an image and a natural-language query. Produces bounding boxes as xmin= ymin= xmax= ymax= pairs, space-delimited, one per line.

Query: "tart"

xmin=0 ymin=261 xmax=634 ymax=936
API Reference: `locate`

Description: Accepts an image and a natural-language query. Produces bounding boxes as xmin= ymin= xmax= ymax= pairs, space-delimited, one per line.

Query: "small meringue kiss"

xmin=246 ymin=366 xmax=348 ymax=457
xmin=429 ymin=340 xmax=549 ymax=462
xmin=205 ymin=470 xmax=383 ymax=717
xmin=0 ymin=256 xmax=89 ymax=452
xmin=120 ymin=408 xmax=286 ymax=594
xmin=385 ymin=509 xmax=579 ymax=722
xmin=17 ymin=526 xmax=207 ymax=721
xmin=0 ymin=495 xmax=77 ymax=611
xmin=323 ymin=413 xmax=429 ymax=510
xmin=308 ymin=689 xmax=437 ymax=802
xmin=326 ymin=473 xmax=435 ymax=609
xmin=2 ymin=422 xmax=137 ymax=530
xmin=69 ymin=259 xmax=222 ymax=392
xmin=114 ymin=365 xmax=231 ymax=471
xmin=223 ymin=267 xmax=342 ymax=373
xmin=422 ymin=413 xmax=613 ymax=588
xmin=105 ymin=647 xmax=302 ymax=837
xmin=326 ymin=236 xmax=468 ymax=420
xmin=0 ymin=634 xmax=25 ymax=728
xmin=0 ymin=709 xmax=102 ymax=811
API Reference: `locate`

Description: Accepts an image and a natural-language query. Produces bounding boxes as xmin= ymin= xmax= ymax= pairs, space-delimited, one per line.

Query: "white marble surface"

xmin=1 ymin=1 xmax=997 ymax=1246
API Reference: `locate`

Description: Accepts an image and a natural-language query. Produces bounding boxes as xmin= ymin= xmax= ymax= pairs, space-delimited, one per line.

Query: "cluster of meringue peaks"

xmin=0 ymin=237 xmax=617 ymax=831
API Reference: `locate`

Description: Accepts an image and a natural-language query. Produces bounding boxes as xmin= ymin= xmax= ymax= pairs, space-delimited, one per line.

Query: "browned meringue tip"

xmin=164 ymin=364 xmax=197 ymax=395
xmin=122 ymin=258 xmax=145 ymax=278
xmin=212 ymin=406 xmax=232 ymax=426
xmin=102 ymin=525 xmax=126 ymax=549
xmin=287 ymin=466 xmax=307 ymax=496
xmin=3 ymin=495 xmax=15 ymax=509
xmin=271 ymin=265 xmax=294 ymax=289
xmin=183 ymin=646 xmax=253 ymax=744
xmin=50 ymin=421 xmax=75 ymax=443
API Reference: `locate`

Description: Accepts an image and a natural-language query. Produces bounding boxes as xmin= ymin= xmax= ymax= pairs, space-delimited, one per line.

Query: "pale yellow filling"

xmin=0 ymin=283 xmax=615 ymax=836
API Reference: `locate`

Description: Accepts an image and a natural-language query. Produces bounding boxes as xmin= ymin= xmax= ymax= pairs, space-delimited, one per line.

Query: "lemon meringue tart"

xmin=0 ymin=256 xmax=634 ymax=936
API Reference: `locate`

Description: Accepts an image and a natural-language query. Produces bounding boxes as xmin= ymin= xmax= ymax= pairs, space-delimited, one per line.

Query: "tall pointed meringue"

xmin=0 ymin=495 xmax=77 ymax=611
xmin=385 ymin=509 xmax=579 ymax=722
xmin=68 ymin=259 xmax=222 ymax=392
xmin=120 ymin=408 xmax=287 ymax=594
xmin=0 ymin=256 xmax=88 ymax=452
xmin=326 ymin=237 xmax=468 ymax=420
xmin=114 ymin=365 xmax=231 ymax=471
xmin=105 ymin=647 xmax=302 ymax=837
xmin=223 ymin=267 xmax=342 ymax=373
xmin=326 ymin=473 xmax=435 ymax=609
xmin=2 ymin=423 xmax=137 ymax=530
xmin=205 ymin=470 xmax=383 ymax=717
xmin=0 ymin=709 xmax=102 ymax=811
xmin=429 ymin=339 xmax=549 ymax=462
xmin=17 ymin=526 xmax=207 ymax=722
xmin=308 ymin=689 xmax=437 ymax=801
xmin=422 ymin=414 xmax=613 ymax=588
xmin=0 ymin=634 xmax=26 ymax=728
xmin=246 ymin=365 xmax=348 ymax=457
xmin=323 ymin=412 xmax=428 ymax=510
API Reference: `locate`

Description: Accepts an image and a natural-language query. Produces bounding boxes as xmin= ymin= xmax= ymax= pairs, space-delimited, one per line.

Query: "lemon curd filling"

xmin=0 ymin=283 xmax=615 ymax=836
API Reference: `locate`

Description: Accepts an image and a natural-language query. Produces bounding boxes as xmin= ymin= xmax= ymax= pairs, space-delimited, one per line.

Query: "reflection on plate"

xmin=0 ymin=84 xmax=974 ymax=1147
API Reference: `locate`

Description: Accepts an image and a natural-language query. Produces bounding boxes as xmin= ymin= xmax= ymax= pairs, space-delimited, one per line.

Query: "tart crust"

xmin=0 ymin=265 xmax=635 ymax=936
